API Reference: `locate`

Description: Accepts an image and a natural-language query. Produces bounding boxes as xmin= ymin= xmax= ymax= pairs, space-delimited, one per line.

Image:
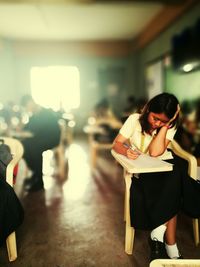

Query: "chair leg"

xmin=57 ymin=145 xmax=65 ymax=179
xmin=6 ymin=232 xmax=17 ymax=262
xmin=193 ymin=218 xmax=200 ymax=246
xmin=125 ymin=197 xmax=135 ymax=255
xmin=124 ymin=171 xmax=135 ymax=254
xmin=125 ymin=222 xmax=135 ymax=255
xmin=123 ymin=169 xmax=127 ymax=222
xmin=91 ymin=146 xmax=97 ymax=169
xmin=124 ymin=189 xmax=127 ymax=222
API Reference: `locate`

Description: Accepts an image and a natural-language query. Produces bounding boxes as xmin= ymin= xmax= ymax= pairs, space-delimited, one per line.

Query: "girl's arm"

xmin=113 ymin=134 xmax=140 ymax=160
xmin=148 ymin=126 xmax=171 ymax=157
xmin=149 ymin=105 xmax=180 ymax=157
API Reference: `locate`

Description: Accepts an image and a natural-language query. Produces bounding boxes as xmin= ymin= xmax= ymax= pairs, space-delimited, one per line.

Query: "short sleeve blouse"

xmin=119 ymin=113 xmax=177 ymax=160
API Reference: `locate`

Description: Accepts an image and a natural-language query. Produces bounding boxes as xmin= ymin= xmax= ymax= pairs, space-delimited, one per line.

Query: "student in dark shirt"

xmin=20 ymin=95 xmax=60 ymax=192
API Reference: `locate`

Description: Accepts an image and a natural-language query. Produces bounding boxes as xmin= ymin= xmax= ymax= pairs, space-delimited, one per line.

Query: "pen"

xmin=123 ymin=143 xmax=141 ymax=155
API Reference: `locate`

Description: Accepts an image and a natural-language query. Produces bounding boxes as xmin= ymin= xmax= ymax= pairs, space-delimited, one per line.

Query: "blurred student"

xmin=91 ymin=98 xmax=122 ymax=143
xmin=121 ymin=95 xmax=136 ymax=123
xmin=121 ymin=96 xmax=148 ymax=122
xmin=20 ymin=95 xmax=60 ymax=192
xmin=175 ymin=99 xmax=200 ymax=160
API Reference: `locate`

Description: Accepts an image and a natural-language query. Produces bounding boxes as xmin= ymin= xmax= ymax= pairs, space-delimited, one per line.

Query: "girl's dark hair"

xmin=139 ymin=93 xmax=179 ymax=133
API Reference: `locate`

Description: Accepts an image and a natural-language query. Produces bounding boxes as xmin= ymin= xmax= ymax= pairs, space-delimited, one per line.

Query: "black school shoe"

xmin=149 ymin=238 xmax=169 ymax=261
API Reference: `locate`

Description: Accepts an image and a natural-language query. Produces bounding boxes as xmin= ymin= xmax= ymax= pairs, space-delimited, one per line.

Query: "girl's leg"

xmin=150 ymin=216 xmax=177 ymax=244
xmin=149 ymin=216 xmax=181 ymax=261
xmin=165 ymin=215 xmax=182 ymax=258
xmin=165 ymin=215 xmax=177 ymax=245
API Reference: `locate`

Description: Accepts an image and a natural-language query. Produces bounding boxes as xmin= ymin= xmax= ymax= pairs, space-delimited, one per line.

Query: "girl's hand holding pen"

xmin=125 ymin=145 xmax=141 ymax=160
xmin=127 ymin=148 xmax=140 ymax=159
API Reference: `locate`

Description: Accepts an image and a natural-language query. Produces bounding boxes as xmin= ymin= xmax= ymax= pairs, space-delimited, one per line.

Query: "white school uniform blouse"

xmin=119 ymin=113 xmax=177 ymax=160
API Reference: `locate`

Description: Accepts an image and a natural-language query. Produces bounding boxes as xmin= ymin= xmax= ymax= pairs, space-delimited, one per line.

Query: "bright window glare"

xmin=30 ymin=66 xmax=80 ymax=111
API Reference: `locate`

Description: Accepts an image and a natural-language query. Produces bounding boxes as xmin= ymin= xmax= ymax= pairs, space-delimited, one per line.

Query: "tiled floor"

xmin=0 ymin=136 xmax=200 ymax=267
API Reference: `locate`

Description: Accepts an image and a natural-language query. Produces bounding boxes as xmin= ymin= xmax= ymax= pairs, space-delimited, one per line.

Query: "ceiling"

xmin=0 ymin=0 xmax=188 ymax=41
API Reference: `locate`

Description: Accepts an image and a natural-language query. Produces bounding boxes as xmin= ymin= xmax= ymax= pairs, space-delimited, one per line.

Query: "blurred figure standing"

xmin=20 ymin=95 xmax=60 ymax=192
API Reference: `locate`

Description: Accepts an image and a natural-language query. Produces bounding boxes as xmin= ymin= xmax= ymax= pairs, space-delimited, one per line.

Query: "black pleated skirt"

xmin=130 ymin=152 xmax=200 ymax=230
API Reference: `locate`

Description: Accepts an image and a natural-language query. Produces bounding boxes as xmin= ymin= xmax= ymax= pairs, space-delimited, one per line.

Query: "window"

xmin=146 ymin=60 xmax=163 ymax=100
xmin=30 ymin=66 xmax=80 ymax=111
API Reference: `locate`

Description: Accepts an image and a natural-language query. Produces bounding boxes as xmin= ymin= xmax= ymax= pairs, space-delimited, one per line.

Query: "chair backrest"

xmin=0 ymin=137 xmax=24 ymax=186
xmin=169 ymin=139 xmax=197 ymax=179
xmin=150 ymin=259 xmax=200 ymax=267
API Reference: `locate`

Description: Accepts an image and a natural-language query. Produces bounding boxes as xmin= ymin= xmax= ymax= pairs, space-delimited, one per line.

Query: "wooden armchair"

xmin=169 ymin=140 xmax=199 ymax=247
xmin=112 ymin=140 xmax=199 ymax=255
xmin=85 ymin=118 xmax=122 ymax=168
xmin=0 ymin=137 xmax=24 ymax=261
xmin=53 ymin=119 xmax=67 ymax=180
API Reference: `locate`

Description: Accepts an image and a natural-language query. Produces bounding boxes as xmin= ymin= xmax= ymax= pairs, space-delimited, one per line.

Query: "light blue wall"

xmin=0 ymin=40 xmax=18 ymax=103
xmin=136 ymin=2 xmax=200 ymax=102
xmin=0 ymin=40 xmax=136 ymax=131
xmin=165 ymin=66 xmax=200 ymax=103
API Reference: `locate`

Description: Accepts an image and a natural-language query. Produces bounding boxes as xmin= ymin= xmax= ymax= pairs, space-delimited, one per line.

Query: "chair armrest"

xmin=2 ymin=137 xmax=24 ymax=186
xmin=170 ymin=140 xmax=197 ymax=180
xmin=6 ymin=159 xmax=18 ymax=186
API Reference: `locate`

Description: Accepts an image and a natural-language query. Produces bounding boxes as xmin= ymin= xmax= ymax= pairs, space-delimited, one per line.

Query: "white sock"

xmin=165 ymin=243 xmax=180 ymax=258
xmin=150 ymin=225 xmax=167 ymax=243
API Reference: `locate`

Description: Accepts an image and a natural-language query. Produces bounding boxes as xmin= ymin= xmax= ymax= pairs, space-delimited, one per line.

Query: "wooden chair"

xmin=150 ymin=259 xmax=200 ymax=267
xmin=169 ymin=140 xmax=199 ymax=247
xmin=112 ymin=140 xmax=199 ymax=255
xmin=90 ymin=141 xmax=113 ymax=169
xmin=84 ymin=124 xmax=110 ymax=168
xmin=86 ymin=118 xmax=122 ymax=168
xmin=0 ymin=136 xmax=24 ymax=261
xmin=53 ymin=119 xmax=67 ymax=180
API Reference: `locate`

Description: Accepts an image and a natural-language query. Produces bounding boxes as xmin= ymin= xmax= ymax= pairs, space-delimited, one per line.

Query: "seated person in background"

xmin=121 ymin=96 xmax=148 ymax=123
xmin=134 ymin=97 xmax=148 ymax=113
xmin=121 ymin=95 xmax=136 ymax=123
xmin=91 ymin=98 xmax=122 ymax=143
xmin=175 ymin=99 xmax=200 ymax=164
xmin=174 ymin=110 xmax=197 ymax=153
xmin=20 ymin=95 xmax=60 ymax=192
xmin=193 ymin=98 xmax=200 ymax=163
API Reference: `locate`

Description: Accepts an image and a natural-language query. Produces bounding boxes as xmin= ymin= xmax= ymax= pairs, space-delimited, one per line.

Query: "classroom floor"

xmin=0 ymin=136 xmax=200 ymax=267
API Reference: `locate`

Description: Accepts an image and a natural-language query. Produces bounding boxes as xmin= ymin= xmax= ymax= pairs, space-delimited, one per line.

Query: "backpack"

xmin=0 ymin=139 xmax=13 ymax=180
